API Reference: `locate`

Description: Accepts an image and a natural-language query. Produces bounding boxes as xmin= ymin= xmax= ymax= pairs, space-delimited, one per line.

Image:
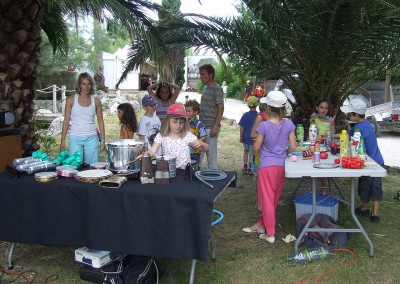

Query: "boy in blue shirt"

xmin=239 ymin=96 xmax=259 ymax=176
xmin=341 ymin=98 xmax=384 ymax=222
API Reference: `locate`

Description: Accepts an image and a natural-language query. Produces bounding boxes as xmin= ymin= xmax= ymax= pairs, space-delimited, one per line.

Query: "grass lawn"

xmin=1 ymin=113 xmax=400 ymax=284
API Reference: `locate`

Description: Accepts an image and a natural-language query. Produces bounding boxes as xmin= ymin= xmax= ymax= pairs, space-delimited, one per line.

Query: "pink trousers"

xmin=257 ymin=166 xmax=285 ymax=235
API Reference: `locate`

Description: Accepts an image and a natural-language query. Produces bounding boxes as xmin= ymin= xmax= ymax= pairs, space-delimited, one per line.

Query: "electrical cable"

xmin=0 ymin=266 xmax=60 ymax=284
xmin=195 ymin=170 xmax=227 ymax=188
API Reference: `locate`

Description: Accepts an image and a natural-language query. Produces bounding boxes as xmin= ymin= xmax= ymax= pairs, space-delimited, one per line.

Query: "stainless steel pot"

xmin=106 ymin=140 xmax=146 ymax=174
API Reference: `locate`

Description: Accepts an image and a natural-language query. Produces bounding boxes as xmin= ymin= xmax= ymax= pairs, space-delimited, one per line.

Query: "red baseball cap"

xmin=167 ymin=103 xmax=187 ymax=118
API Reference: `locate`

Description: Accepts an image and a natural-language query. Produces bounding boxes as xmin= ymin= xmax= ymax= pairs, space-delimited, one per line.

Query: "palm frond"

xmin=42 ymin=0 xmax=168 ymax=65
xmin=41 ymin=2 xmax=70 ymax=55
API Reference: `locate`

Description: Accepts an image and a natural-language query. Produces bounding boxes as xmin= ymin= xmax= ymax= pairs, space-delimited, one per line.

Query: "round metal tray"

xmin=313 ymin=163 xmax=340 ymax=169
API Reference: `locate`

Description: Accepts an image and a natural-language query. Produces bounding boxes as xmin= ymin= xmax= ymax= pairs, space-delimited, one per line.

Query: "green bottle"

xmin=296 ymin=124 xmax=304 ymax=147
xmin=358 ymin=136 xmax=367 ymax=161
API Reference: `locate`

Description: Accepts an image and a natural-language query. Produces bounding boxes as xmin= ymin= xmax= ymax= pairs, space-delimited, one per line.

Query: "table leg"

xmin=330 ymin=177 xmax=347 ymax=202
xmin=189 ymin=259 xmax=196 ymax=284
xmin=290 ymin=177 xmax=306 ymax=200
xmin=7 ymin=242 xmax=15 ymax=269
xmin=294 ymin=178 xmax=317 ymax=254
xmin=349 ymin=177 xmax=374 ymax=256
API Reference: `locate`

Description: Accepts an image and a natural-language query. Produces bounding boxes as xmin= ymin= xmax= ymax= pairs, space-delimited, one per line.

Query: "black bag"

xmin=296 ymin=213 xmax=349 ymax=249
xmin=79 ymin=255 xmax=125 ymax=284
xmin=79 ymin=255 xmax=160 ymax=284
xmin=122 ymin=256 xmax=159 ymax=284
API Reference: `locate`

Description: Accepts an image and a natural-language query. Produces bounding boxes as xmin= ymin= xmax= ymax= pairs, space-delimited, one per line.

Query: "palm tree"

xmin=117 ymin=0 xmax=186 ymax=86
xmin=0 ymin=0 xmax=168 ymax=156
xmin=124 ymin=0 xmax=400 ymax=126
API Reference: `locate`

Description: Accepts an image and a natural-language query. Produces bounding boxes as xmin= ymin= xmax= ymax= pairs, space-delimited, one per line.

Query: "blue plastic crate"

xmin=294 ymin=193 xmax=339 ymax=221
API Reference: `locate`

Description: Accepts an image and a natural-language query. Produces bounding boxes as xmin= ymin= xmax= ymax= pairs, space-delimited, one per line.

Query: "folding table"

xmin=285 ymin=156 xmax=386 ymax=256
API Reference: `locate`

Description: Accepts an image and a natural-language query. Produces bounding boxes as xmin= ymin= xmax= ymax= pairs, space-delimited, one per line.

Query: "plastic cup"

xmin=324 ymin=130 xmax=334 ymax=151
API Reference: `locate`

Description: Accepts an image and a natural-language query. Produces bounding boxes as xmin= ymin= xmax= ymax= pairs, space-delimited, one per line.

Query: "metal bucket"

xmin=106 ymin=140 xmax=146 ymax=174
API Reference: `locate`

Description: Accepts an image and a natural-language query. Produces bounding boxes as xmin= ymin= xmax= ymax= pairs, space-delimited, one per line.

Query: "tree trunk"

xmin=0 ymin=0 xmax=43 ymax=156
xmin=384 ymin=68 xmax=392 ymax=103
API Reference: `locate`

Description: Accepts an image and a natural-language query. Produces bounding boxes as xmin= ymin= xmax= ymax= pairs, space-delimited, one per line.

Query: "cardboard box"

xmin=0 ymin=130 xmax=22 ymax=171
xmin=294 ymin=193 xmax=339 ymax=221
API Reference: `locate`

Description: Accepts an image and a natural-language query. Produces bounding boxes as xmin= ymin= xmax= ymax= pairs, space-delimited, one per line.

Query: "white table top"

xmin=285 ymin=154 xmax=387 ymax=178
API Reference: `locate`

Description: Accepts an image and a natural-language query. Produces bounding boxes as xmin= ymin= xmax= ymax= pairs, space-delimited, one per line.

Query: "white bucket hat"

xmin=260 ymin=91 xmax=288 ymax=108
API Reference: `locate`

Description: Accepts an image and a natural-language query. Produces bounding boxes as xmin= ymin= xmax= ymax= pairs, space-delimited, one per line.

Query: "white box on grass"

xmin=294 ymin=193 xmax=339 ymax=221
xmin=75 ymin=247 xmax=112 ymax=268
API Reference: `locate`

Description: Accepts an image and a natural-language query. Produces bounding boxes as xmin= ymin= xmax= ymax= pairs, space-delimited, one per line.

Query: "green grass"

xmin=2 ymin=114 xmax=400 ymax=284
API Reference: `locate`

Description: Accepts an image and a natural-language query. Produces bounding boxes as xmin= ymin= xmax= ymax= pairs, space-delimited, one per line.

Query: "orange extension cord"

xmin=295 ymin=248 xmax=357 ymax=284
xmin=0 ymin=267 xmax=61 ymax=284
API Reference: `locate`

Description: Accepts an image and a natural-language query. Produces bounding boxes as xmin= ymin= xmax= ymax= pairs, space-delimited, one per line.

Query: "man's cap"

xmin=142 ymin=95 xmax=158 ymax=107
xmin=167 ymin=103 xmax=188 ymax=119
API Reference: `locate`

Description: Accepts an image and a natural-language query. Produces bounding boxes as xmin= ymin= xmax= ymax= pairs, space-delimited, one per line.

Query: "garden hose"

xmin=195 ymin=170 xmax=227 ymax=188
xmin=212 ymin=209 xmax=224 ymax=226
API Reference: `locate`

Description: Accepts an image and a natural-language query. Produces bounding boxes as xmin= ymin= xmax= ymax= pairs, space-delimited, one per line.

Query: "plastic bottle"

xmin=352 ymin=128 xmax=361 ymax=151
xmin=324 ymin=130 xmax=334 ymax=152
xmin=288 ymin=246 xmax=330 ymax=264
xmin=357 ymin=136 xmax=367 ymax=161
xmin=339 ymin=129 xmax=349 ymax=158
xmin=296 ymin=124 xmax=304 ymax=147
xmin=313 ymin=141 xmax=320 ymax=164
xmin=308 ymin=123 xmax=318 ymax=142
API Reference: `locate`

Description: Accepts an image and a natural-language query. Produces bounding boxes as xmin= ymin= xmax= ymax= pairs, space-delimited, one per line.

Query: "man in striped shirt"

xmin=198 ymin=64 xmax=225 ymax=170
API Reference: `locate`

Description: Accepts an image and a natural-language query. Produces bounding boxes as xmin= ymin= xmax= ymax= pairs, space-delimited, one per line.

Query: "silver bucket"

xmin=106 ymin=140 xmax=146 ymax=174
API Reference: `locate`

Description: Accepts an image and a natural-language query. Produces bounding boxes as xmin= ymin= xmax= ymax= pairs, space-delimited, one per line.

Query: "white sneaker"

xmin=259 ymin=234 xmax=275 ymax=244
xmin=242 ymin=224 xmax=266 ymax=234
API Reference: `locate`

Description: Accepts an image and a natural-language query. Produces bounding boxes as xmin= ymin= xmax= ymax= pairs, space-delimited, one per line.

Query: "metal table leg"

xmin=290 ymin=177 xmax=306 ymax=199
xmin=349 ymin=178 xmax=374 ymax=256
xmin=7 ymin=242 xmax=15 ymax=269
xmin=209 ymin=232 xmax=216 ymax=262
xmin=330 ymin=177 xmax=347 ymax=201
xmin=189 ymin=259 xmax=196 ymax=284
xmin=294 ymin=177 xmax=317 ymax=254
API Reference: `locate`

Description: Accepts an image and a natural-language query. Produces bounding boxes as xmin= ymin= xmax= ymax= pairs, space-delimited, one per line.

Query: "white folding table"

xmin=285 ymin=155 xmax=387 ymax=256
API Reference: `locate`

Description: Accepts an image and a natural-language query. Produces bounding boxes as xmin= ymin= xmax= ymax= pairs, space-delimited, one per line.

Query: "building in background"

xmin=103 ymin=48 xmax=219 ymax=91
xmin=102 ymin=45 xmax=157 ymax=91
xmin=184 ymin=55 xmax=218 ymax=90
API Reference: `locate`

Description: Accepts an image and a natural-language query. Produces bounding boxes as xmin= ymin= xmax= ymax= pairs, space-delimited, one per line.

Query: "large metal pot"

xmin=106 ymin=140 xmax=146 ymax=174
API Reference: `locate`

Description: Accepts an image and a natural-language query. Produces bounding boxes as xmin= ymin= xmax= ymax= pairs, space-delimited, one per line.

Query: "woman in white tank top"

xmin=60 ymin=72 xmax=106 ymax=165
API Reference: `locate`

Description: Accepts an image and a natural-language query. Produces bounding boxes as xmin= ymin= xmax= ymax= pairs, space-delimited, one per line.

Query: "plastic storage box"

xmin=294 ymin=193 xmax=339 ymax=221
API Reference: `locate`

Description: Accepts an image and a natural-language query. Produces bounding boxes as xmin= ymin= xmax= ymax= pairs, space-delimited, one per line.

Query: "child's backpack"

xmin=296 ymin=213 xmax=349 ymax=249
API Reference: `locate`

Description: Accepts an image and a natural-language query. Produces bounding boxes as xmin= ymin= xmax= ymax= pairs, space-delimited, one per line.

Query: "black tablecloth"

xmin=0 ymin=170 xmax=236 ymax=261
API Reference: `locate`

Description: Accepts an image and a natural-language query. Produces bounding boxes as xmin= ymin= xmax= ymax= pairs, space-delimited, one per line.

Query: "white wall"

xmin=103 ymin=46 xmax=140 ymax=90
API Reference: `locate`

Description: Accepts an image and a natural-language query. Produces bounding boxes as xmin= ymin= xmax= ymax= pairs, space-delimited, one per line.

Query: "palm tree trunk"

xmin=0 ymin=0 xmax=43 ymax=156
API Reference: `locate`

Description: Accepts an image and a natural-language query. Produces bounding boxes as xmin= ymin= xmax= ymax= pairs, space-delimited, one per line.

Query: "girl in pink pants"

xmin=242 ymin=91 xmax=296 ymax=244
